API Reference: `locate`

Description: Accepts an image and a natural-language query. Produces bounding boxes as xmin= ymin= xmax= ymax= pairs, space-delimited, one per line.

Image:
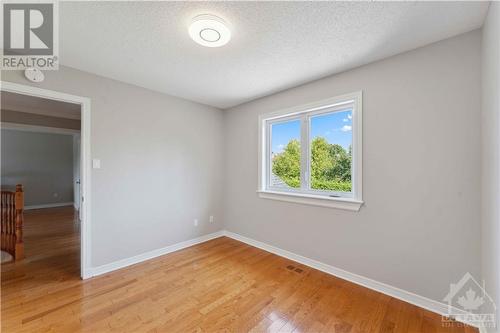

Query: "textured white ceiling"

xmin=60 ymin=2 xmax=488 ymax=109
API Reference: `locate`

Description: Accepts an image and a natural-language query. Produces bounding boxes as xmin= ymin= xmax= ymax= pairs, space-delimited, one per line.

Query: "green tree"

xmin=273 ymin=137 xmax=352 ymax=192
xmin=272 ymin=139 xmax=300 ymax=187
xmin=311 ymin=137 xmax=333 ymax=180
xmin=326 ymin=144 xmax=351 ymax=182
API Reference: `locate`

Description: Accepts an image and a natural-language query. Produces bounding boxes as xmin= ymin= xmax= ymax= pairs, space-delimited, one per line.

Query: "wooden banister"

xmin=1 ymin=184 xmax=24 ymax=261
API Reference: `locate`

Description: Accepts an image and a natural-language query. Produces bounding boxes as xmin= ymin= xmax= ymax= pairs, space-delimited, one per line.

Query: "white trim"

xmin=1 ymin=122 xmax=80 ymax=135
xmin=260 ymin=92 xmax=359 ymax=121
xmin=300 ymin=113 xmax=308 ymax=190
xmin=88 ymin=231 xmax=225 ymax=277
xmin=223 ymin=230 xmax=481 ymax=329
xmin=352 ymin=92 xmax=363 ymax=200
xmin=61 ymin=226 xmax=484 ymax=329
xmin=25 ymin=202 xmax=74 ymax=210
xmin=257 ymin=190 xmax=363 ymax=211
xmin=1 ymin=81 xmax=92 ymax=280
xmin=258 ymin=91 xmax=363 ymax=209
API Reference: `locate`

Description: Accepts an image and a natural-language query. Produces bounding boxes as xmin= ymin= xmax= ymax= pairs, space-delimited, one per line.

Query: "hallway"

xmin=1 ymin=207 xmax=80 ymax=331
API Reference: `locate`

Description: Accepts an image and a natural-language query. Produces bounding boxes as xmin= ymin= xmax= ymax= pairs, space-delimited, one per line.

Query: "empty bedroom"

xmin=0 ymin=1 xmax=499 ymax=333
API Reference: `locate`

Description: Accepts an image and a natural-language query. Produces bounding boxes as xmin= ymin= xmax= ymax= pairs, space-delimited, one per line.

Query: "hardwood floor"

xmin=1 ymin=207 xmax=477 ymax=333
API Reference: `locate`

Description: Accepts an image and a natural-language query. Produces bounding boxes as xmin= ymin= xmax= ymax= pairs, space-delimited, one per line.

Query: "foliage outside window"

xmin=262 ymin=94 xmax=361 ymax=201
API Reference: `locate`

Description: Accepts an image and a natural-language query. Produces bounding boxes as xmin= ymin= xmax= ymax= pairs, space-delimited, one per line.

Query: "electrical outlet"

xmin=194 ymin=219 xmax=198 ymax=227
xmin=209 ymin=216 xmax=214 ymax=223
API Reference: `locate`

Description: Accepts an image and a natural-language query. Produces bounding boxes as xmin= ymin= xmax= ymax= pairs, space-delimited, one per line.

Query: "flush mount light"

xmin=189 ymin=14 xmax=231 ymax=47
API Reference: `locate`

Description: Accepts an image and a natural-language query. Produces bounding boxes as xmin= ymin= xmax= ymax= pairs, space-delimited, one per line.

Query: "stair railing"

xmin=1 ymin=184 xmax=24 ymax=261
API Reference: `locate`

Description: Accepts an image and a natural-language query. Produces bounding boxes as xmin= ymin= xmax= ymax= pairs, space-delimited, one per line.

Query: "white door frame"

xmin=1 ymin=81 xmax=92 ymax=279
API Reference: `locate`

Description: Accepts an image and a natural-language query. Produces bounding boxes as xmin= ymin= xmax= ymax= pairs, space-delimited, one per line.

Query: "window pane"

xmin=270 ymin=119 xmax=301 ymax=188
xmin=310 ymin=110 xmax=352 ymax=192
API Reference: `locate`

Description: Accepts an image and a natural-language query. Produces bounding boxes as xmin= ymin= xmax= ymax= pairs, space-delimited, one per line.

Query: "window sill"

xmin=257 ymin=190 xmax=363 ymax=211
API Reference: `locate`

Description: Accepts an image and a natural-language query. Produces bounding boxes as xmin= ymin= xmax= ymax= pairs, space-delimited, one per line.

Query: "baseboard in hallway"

xmin=25 ymin=202 xmax=74 ymax=210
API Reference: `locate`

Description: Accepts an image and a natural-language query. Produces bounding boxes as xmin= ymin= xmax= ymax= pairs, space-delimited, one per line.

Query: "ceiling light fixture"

xmin=189 ymin=14 xmax=231 ymax=47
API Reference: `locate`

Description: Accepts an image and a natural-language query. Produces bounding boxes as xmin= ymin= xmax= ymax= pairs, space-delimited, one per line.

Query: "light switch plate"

xmin=92 ymin=159 xmax=101 ymax=169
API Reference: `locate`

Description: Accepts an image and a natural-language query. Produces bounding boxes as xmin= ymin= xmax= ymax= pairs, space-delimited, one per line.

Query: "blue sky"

xmin=271 ymin=109 xmax=352 ymax=154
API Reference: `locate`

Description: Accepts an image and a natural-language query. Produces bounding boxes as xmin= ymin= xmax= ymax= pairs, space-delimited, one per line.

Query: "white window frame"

xmin=258 ymin=91 xmax=363 ymax=211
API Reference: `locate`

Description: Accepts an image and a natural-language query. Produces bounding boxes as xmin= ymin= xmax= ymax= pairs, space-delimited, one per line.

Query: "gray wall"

xmin=1 ymin=130 xmax=74 ymax=206
xmin=223 ymin=31 xmax=481 ymax=303
xmin=0 ymin=27 xmax=487 ymax=309
xmin=1 ymin=66 xmax=225 ymax=267
xmin=481 ymin=3 xmax=500 ymax=332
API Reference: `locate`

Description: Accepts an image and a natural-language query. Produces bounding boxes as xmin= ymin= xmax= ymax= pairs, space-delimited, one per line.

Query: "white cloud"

xmin=343 ymin=118 xmax=348 ymax=122
xmin=347 ymin=114 xmax=352 ymax=120
xmin=341 ymin=125 xmax=352 ymax=132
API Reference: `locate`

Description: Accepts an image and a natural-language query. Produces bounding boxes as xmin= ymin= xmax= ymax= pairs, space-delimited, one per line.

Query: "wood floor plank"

xmin=1 ymin=207 xmax=478 ymax=333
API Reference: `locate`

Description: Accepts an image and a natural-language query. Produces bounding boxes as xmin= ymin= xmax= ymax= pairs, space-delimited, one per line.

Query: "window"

xmin=258 ymin=92 xmax=363 ymax=211
xmin=270 ymin=119 xmax=301 ymax=189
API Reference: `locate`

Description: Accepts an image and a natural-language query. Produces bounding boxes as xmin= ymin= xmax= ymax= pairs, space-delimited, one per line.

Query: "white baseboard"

xmin=87 ymin=230 xmax=225 ymax=278
xmin=25 ymin=202 xmax=74 ymax=210
xmin=223 ymin=230 xmax=482 ymax=330
xmin=82 ymin=228 xmax=485 ymax=330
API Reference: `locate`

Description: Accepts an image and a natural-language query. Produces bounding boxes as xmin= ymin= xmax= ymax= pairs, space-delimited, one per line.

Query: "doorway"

xmin=0 ymin=82 xmax=91 ymax=278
